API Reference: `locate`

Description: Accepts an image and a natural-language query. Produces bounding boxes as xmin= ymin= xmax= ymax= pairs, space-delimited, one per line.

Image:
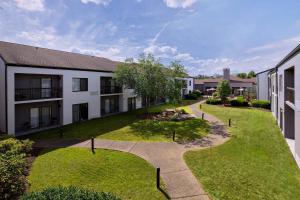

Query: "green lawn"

xmin=184 ymin=105 xmax=300 ymax=200
xmin=28 ymin=147 xmax=166 ymax=200
xmin=26 ymin=100 xmax=209 ymax=142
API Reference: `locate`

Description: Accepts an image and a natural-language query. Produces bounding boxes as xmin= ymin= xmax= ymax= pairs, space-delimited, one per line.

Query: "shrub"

xmin=21 ymin=186 xmax=121 ymax=200
xmin=206 ymin=98 xmax=222 ymax=105
xmin=185 ymin=93 xmax=198 ymax=100
xmin=192 ymin=90 xmax=201 ymax=97
xmin=0 ymin=138 xmax=33 ymax=200
xmin=251 ymin=100 xmax=271 ymax=109
xmin=230 ymin=97 xmax=249 ymax=107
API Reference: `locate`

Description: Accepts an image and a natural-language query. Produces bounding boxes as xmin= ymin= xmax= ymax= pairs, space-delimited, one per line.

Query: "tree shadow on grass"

xmin=129 ymin=119 xmax=210 ymax=142
xmin=20 ymin=101 xmax=202 ymax=141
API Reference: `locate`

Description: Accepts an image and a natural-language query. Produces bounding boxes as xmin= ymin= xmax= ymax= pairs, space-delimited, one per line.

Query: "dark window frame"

xmin=72 ymin=78 xmax=88 ymax=92
xmin=72 ymin=103 xmax=89 ymax=123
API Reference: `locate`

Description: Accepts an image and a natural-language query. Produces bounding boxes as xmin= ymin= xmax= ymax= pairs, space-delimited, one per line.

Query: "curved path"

xmin=34 ymin=101 xmax=229 ymax=200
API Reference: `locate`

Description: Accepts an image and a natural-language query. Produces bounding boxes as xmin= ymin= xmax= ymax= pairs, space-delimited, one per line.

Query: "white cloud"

xmin=144 ymin=45 xmax=177 ymax=56
xmin=14 ymin=0 xmax=45 ymax=11
xmin=163 ymin=0 xmax=197 ymax=9
xmin=80 ymin=0 xmax=112 ymax=6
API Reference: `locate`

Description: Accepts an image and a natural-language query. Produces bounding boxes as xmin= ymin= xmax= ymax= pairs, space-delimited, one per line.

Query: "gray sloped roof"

xmin=0 ymin=41 xmax=120 ymax=72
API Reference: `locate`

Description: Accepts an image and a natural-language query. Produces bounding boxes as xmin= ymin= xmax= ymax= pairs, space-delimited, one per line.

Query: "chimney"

xmin=223 ymin=68 xmax=230 ymax=81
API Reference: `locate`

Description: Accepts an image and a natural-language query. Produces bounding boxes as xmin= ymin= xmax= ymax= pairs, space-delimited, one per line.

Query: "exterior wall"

xmin=187 ymin=78 xmax=194 ymax=93
xmin=256 ymin=71 xmax=269 ymax=100
xmin=276 ymin=53 xmax=300 ymax=167
xmin=6 ymin=66 xmax=137 ymax=135
xmin=0 ymin=58 xmax=6 ymax=133
xmin=15 ymin=101 xmax=61 ymax=136
xmin=121 ymin=88 xmax=142 ymax=112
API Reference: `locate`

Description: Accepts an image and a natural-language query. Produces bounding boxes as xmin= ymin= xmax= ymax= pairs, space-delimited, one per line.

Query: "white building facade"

xmin=256 ymin=69 xmax=271 ymax=101
xmin=265 ymin=45 xmax=300 ymax=167
xmin=0 ymin=41 xmax=142 ymax=136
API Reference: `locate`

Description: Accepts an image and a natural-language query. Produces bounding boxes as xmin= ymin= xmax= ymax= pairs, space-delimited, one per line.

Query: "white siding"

xmin=256 ymin=71 xmax=269 ymax=101
xmin=276 ymin=53 xmax=300 ymax=167
xmin=0 ymin=58 xmax=6 ymax=133
xmin=6 ymin=66 xmax=137 ymax=135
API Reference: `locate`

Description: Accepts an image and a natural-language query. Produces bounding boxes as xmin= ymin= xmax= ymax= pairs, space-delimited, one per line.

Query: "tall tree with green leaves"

xmin=165 ymin=61 xmax=187 ymax=105
xmin=114 ymin=55 xmax=187 ymax=113
xmin=114 ymin=54 xmax=166 ymax=112
xmin=217 ymin=80 xmax=231 ymax=103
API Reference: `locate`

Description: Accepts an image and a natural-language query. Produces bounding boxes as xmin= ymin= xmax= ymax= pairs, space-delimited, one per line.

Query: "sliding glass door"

xmin=30 ymin=106 xmax=52 ymax=129
xmin=73 ymin=103 xmax=88 ymax=123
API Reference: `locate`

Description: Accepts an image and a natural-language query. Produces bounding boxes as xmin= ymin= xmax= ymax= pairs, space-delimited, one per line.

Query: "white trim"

xmin=14 ymin=98 xmax=63 ymax=104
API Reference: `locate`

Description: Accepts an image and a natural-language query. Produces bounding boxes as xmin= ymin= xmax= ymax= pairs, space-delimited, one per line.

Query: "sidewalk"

xmin=34 ymin=101 xmax=229 ymax=200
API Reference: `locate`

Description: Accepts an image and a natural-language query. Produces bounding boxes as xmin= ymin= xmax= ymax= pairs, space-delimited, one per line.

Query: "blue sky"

xmin=1 ymin=0 xmax=300 ymax=75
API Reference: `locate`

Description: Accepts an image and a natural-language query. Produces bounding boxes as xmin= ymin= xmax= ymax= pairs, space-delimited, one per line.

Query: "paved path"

xmin=34 ymin=101 xmax=229 ymax=200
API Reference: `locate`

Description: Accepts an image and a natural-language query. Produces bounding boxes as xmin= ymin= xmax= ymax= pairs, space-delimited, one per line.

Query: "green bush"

xmin=185 ymin=93 xmax=198 ymax=100
xmin=192 ymin=90 xmax=201 ymax=97
xmin=251 ymin=100 xmax=271 ymax=109
xmin=206 ymin=98 xmax=222 ymax=105
xmin=0 ymin=138 xmax=33 ymax=200
xmin=230 ymin=96 xmax=249 ymax=107
xmin=22 ymin=186 xmax=121 ymax=200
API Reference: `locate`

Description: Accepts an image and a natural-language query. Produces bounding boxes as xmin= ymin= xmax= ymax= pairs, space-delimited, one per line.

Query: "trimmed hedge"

xmin=206 ymin=98 xmax=222 ymax=105
xmin=0 ymin=138 xmax=33 ymax=200
xmin=251 ymin=100 xmax=271 ymax=109
xmin=22 ymin=186 xmax=121 ymax=200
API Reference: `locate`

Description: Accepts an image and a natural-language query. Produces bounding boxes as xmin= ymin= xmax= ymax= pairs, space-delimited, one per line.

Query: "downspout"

xmin=5 ymin=64 xmax=8 ymax=134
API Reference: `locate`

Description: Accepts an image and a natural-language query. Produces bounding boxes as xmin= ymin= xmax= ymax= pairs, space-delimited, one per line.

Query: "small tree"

xmin=216 ymin=80 xmax=231 ymax=103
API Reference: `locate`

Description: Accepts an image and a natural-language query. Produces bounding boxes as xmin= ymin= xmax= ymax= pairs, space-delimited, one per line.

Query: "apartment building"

xmin=194 ymin=68 xmax=256 ymax=96
xmin=257 ymin=44 xmax=300 ymax=167
xmin=256 ymin=69 xmax=271 ymax=101
xmin=0 ymin=41 xmax=141 ymax=136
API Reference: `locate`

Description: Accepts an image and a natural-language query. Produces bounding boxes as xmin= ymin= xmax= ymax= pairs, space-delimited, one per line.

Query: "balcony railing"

xmin=286 ymin=87 xmax=295 ymax=104
xmin=15 ymin=88 xmax=62 ymax=101
xmin=100 ymin=86 xmax=122 ymax=94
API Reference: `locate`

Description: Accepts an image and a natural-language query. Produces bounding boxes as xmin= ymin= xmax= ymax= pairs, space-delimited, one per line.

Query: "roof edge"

xmin=6 ymin=63 xmax=115 ymax=73
xmin=275 ymin=43 xmax=300 ymax=68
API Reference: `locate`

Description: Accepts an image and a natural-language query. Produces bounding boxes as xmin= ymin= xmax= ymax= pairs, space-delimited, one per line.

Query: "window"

xmin=279 ymin=75 xmax=282 ymax=92
xmin=72 ymin=78 xmax=88 ymax=92
xmin=73 ymin=103 xmax=88 ymax=122
xmin=189 ymin=80 xmax=192 ymax=86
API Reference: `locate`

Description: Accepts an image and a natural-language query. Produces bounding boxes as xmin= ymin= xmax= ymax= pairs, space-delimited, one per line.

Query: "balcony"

xmin=15 ymin=88 xmax=62 ymax=101
xmin=100 ymin=86 xmax=122 ymax=95
xmin=286 ymin=87 xmax=295 ymax=104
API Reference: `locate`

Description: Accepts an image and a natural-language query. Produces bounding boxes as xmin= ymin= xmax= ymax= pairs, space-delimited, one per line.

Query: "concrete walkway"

xmin=34 ymin=101 xmax=229 ymax=200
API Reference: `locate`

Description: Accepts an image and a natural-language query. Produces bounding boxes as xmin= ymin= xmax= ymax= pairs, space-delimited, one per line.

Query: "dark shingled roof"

xmin=0 ymin=41 xmax=120 ymax=72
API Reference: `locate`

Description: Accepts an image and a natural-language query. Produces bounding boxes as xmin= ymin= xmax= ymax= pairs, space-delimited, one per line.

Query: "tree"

xmin=165 ymin=61 xmax=187 ymax=105
xmin=216 ymin=80 xmax=231 ymax=103
xmin=237 ymin=73 xmax=247 ymax=79
xmin=114 ymin=54 xmax=185 ymax=113
xmin=247 ymin=71 xmax=256 ymax=78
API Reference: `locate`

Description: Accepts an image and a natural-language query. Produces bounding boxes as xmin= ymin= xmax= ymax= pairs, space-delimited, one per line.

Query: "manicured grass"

xmin=28 ymin=147 xmax=166 ymax=200
xmin=26 ymin=100 xmax=209 ymax=142
xmin=185 ymin=105 xmax=300 ymax=200
xmin=99 ymin=118 xmax=209 ymax=142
